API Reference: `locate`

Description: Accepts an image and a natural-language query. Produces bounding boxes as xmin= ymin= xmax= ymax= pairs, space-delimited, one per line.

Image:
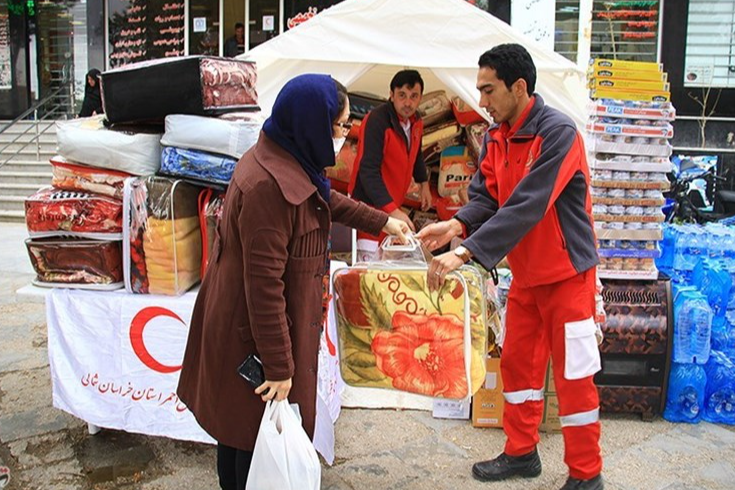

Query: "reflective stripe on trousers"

xmin=559 ymin=408 xmax=599 ymax=428
xmin=503 ymin=389 xmax=545 ymax=405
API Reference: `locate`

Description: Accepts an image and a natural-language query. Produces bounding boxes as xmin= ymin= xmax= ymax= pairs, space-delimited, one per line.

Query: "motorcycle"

xmin=664 ymin=164 xmax=735 ymax=224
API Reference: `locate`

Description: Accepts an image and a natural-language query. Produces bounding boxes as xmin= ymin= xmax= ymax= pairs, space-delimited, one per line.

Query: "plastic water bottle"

xmin=702 ymin=351 xmax=735 ymax=425
xmin=657 ymin=224 xmax=675 ymax=274
xmin=711 ymin=313 xmax=735 ymax=358
xmin=673 ymin=287 xmax=712 ymax=364
xmin=672 ymin=225 xmax=689 ymax=279
xmin=692 ymin=259 xmax=732 ymax=321
xmin=663 ymin=362 xmax=707 ymax=423
xmin=705 ymin=225 xmax=725 ymax=259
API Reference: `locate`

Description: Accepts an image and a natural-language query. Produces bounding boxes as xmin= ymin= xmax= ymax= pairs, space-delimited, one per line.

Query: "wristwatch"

xmin=453 ymin=245 xmax=473 ymax=263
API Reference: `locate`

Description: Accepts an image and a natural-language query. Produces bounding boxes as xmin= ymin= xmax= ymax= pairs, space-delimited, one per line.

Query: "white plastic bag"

xmin=245 ymin=400 xmax=321 ymax=490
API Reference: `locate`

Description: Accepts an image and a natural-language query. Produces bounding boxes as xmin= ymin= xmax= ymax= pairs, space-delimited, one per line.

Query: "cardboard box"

xmin=544 ymin=360 xmax=556 ymax=393
xmin=433 ymin=398 xmax=471 ymax=420
xmin=590 ymin=78 xmax=670 ymax=92
xmin=472 ymin=358 xmax=561 ymax=431
xmin=590 ymin=87 xmax=670 ymax=102
xmin=589 ymin=67 xmax=667 ymax=82
xmin=472 ymin=357 xmax=504 ymax=428
xmin=540 ymin=392 xmax=561 ymax=432
xmin=589 ymin=58 xmax=662 ymax=72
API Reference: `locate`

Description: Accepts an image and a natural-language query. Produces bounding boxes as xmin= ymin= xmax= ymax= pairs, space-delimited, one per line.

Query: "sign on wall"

xmin=0 ymin=5 xmax=10 ymax=89
xmin=107 ymin=0 xmax=185 ymax=68
xmin=511 ymin=0 xmax=556 ymax=50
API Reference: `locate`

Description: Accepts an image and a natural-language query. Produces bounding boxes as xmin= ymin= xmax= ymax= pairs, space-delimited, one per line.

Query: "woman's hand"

xmin=416 ymin=219 xmax=463 ymax=251
xmin=255 ymin=378 xmax=292 ymax=402
xmin=388 ymin=209 xmax=415 ymax=233
xmin=382 ymin=216 xmax=411 ymax=244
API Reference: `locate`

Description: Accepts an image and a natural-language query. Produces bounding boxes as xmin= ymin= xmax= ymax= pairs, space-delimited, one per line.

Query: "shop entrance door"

xmin=222 ymin=0 xmax=245 ymax=56
xmin=247 ymin=0 xmax=279 ymax=50
xmin=34 ymin=1 xmax=76 ymax=117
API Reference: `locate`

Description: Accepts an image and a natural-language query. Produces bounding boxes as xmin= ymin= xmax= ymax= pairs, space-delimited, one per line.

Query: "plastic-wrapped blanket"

xmin=326 ymin=139 xmax=358 ymax=193
xmin=161 ymin=113 xmax=263 ymax=159
xmin=101 ymin=56 xmax=258 ymax=124
xmin=160 ymin=147 xmax=237 ymax=186
xmin=25 ymin=238 xmax=123 ymax=289
xmin=198 ymin=188 xmax=225 ymax=278
xmin=332 ymin=239 xmax=487 ymax=399
xmin=56 ymin=116 xmax=162 ymax=175
xmin=123 ymin=176 xmax=202 ymax=295
xmin=50 ymin=156 xmax=132 ymax=199
xmin=25 ymin=187 xmax=123 ymax=239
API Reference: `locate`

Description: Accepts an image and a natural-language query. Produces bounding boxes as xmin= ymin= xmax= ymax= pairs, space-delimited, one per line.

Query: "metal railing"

xmin=0 ymin=81 xmax=74 ymax=169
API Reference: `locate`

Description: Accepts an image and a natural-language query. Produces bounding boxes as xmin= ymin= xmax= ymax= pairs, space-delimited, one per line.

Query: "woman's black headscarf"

xmin=79 ymin=69 xmax=103 ymax=118
xmin=262 ymin=74 xmax=339 ymax=202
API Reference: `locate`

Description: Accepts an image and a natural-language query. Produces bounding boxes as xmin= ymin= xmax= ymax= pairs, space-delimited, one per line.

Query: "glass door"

xmin=189 ymin=0 xmax=220 ymax=55
xmin=35 ymin=0 xmax=76 ymax=117
xmin=222 ymin=0 xmax=244 ymax=56
xmin=248 ymin=0 xmax=279 ymax=50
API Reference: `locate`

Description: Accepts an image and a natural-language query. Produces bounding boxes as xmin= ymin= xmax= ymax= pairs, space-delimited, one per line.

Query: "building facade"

xmin=1 ymin=0 xmax=733 ymax=185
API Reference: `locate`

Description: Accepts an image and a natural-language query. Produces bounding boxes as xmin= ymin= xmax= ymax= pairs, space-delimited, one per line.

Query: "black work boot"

xmin=471 ymin=449 xmax=542 ymax=482
xmin=559 ymin=474 xmax=604 ymax=490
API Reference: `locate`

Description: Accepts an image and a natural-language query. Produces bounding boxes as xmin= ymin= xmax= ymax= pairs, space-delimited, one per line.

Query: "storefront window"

xmin=189 ymin=0 xmax=219 ymax=56
xmin=248 ymin=0 xmax=279 ymax=50
xmin=107 ymin=0 xmax=185 ymax=68
xmin=684 ymin=0 xmax=735 ymax=88
xmin=590 ymin=0 xmax=660 ymax=62
xmin=555 ymin=0 xmax=580 ymax=63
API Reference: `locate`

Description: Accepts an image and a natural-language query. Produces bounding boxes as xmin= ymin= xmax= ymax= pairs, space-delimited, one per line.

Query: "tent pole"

xmin=577 ymin=0 xmax=593 ymax=69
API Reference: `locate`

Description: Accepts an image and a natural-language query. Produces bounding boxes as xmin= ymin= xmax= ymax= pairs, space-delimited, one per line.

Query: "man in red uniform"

xmin=418 ymin=44 xmax=603 ymax=490
xmin=349 ymin=70 xmax=432 ymax=256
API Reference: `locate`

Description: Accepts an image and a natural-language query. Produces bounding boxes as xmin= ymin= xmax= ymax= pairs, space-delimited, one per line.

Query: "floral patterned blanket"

xmin=332 ymin=266 xmax=487 ymax=399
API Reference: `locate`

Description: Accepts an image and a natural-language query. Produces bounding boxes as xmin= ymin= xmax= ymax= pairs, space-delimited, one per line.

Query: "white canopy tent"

xmin=241 ymin=0 xmax=589 ymax=127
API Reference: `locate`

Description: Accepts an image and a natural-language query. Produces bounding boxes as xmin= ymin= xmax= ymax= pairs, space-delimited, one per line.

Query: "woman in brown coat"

xmin=177 ymin=74 xmax=408 ymax=490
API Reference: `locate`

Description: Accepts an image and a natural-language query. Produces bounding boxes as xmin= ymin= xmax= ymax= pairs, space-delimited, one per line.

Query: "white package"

xmin=56 ymin=116 xmax=162 ymax=176
xmin=161 ymin=113 xmax=264 ymax=160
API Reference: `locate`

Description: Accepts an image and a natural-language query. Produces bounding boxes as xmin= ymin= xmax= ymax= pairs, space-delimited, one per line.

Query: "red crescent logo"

xmin=130 ymin=306 xmax=185 ymax=374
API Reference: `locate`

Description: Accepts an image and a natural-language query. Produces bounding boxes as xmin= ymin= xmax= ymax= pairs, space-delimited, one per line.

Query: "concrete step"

xmin=0 ymin=150 xmax=57 ymax=164
xmin=0 ymin=195 xmax=27 ymax=212
xmin=0 ymin=209 xmax=25 ymax=223
xmin=0 ymin=133 xmax=57 ymax=142
xmin=0 ymin=171 xmax=53 ymax=185
xmin=0 ymin=121 xmax=56 ymax=131
xmin=0 ymin=161 xmax=52 ymax=173
xmin=0 ymin=145 xmax=57 ymax=154
xmin=0 ymin=183 xmax=47 ymax=197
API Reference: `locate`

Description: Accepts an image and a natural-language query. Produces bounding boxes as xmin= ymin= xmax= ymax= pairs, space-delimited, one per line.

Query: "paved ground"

xmin=1 ymin=222 xmax=734 ymax=489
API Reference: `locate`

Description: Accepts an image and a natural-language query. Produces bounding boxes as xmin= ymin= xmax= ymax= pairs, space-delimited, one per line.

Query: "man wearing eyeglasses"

xmin=348 ymin=70 xmax=432 ymax=255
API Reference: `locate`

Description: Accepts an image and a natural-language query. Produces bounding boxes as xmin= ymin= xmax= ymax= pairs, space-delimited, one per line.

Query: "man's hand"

xmin=416 ymin=218 xmax=463 ymax=251
xmin=389 ymin=208 xmax=416 ymax=233
xmin=382 ymin=216 xmax=411 ymax=244
xmin=420 ymin=182 xmax=433 ymax=211
xmin=255 ymin=378 xmax=292 ymax=402
xmin=427 ymin=251 xmax=465 ymax=291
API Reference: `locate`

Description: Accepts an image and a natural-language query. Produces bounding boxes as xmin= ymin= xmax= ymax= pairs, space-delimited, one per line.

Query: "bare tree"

xmin=687 ymin=86 xmax=723 ymax=148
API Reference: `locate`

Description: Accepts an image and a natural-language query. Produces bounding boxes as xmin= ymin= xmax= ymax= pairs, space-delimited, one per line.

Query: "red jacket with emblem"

xmin=348 ymin=102 xmax=427 ymax=213
xmin=455 ymin=95 xmax=598 ymax=287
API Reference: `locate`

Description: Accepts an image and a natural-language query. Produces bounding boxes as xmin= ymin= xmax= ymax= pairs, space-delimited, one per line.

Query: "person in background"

xmin=78 ymin=69 xmax=102 ymax=117
xmin=417 ymin=44 xmax=603 ymax=490
xmin=224 ymin=23 xmax=245 ymax=57
xmin=348 ymin=69 xmax=432 ymax=259
xmin=177 ymin=74 xmax=409 ymax=490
